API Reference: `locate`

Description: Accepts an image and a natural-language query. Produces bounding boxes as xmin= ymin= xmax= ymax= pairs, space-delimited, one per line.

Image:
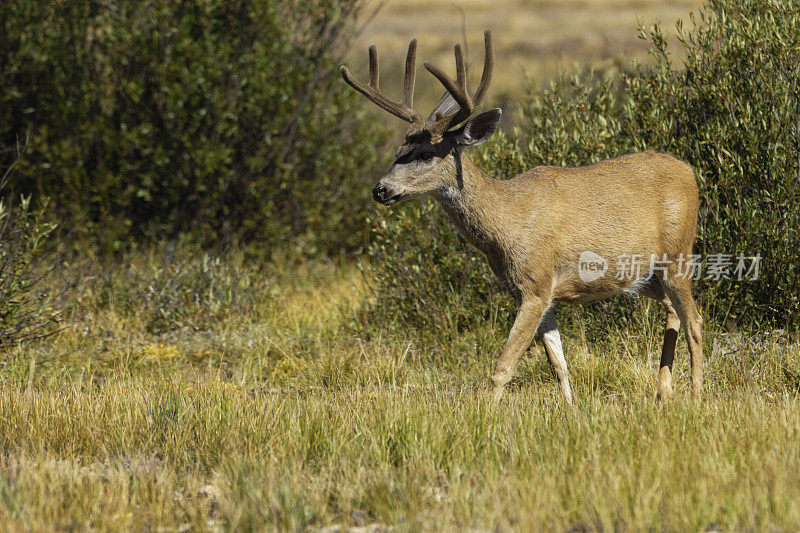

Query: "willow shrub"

xmin=0 ymin=189 xmax=63 ymax=348
xmin=0 ymin=0 xmax=384 ymax=254
xmin=367 ymin=0 xmax=800 ymax=334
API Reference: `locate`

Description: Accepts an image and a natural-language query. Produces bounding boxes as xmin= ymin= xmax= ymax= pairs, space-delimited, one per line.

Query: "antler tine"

xmin=368 ymin=45 xmax=379 ymax=88
xmin=472 ymin=30 xmax=495 ymax=107
xmin=424 ymin=29 xmax=495 ymax=132
xmin=340 ymin=40 xmax=423 ymax=125
xmin=423 ymin=43 xmax=474 ymax=124
xmin=454 ymin=43 xmax=468 ymax=102
xmin=401 ymin=39 xmax=417 ymax=108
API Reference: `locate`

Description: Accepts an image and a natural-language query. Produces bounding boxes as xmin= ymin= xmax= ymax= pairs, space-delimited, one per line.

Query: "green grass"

xmin=1 ymin=255 xmax=799 ymax=530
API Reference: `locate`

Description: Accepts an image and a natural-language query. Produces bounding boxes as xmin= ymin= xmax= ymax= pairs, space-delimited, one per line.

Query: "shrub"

xmin=0 ymin=160 xmax=64 ymax=348
xmin=76 ymin=244 xmax=273 ymax=335
xmin=0 ymin=0 xmax=385 ymax=254
xmin=366 ymin=0 xmax=800 ymax=333
xmin=363 ymin=200 xmax=513 ymax=339
xmin=626 ymin=0 xmax=800 ymax=328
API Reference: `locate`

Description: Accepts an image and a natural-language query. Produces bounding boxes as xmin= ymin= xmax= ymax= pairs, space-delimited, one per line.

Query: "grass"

xmin=1 ymin=252 xmax=799 ymax=530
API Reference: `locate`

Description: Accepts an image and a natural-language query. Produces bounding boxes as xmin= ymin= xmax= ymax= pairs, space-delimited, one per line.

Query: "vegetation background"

xmin=1 ymin=0 xmax=799 ymax=530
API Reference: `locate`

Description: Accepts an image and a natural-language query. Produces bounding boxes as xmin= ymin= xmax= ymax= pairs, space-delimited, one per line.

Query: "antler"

xmin=340 ymin=39 xmax=423 ymax=125
xmin=424 ymin=29 xmax=495 ymax=134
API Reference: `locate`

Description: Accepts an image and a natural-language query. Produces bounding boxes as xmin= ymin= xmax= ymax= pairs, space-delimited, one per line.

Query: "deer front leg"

xmin=491 ymin=296 xmax=547 ymax=402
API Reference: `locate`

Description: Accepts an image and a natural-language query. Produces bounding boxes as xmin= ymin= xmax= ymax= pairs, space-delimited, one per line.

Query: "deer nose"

xmin=372 ymin=184 xmax=388 ymax=202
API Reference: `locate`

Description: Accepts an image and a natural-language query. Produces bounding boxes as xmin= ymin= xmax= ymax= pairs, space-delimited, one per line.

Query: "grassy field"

xmin=3 ymin=1 xmax=799 ymax=530
xmin=2 ymin=253 xmax=799 ymax=530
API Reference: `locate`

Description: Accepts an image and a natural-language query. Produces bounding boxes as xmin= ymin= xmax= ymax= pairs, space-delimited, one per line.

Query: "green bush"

xmin=626 ymin=0 xmax=800 ymax=328
xmin=72 ymin=243 xmax=274 ymax=335
xmin=363 ymin=200 xmax=513 ymax=340
xmin=367 ymin=0 xmax=800 ymax=333
xmin=0 ymin=0 xmax=384 ymax=253
xmin=0 ymin=164 xmax=63 ymax=348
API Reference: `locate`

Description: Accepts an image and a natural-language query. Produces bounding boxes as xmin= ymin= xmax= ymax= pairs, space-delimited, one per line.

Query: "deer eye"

xmin=419 ymin=150 xmax=435 ymax=161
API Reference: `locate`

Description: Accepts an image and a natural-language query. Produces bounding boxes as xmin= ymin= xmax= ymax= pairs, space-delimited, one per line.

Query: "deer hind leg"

xmin=657 ymin=300 xmax=681 ymax=402
xmin=491 ymin=296 xmax=548 ymax=403
xmin=663 ymin=276 xmax=704 ymax=398
xmin=538 ymin=307 xmax=573 ymax=405
xmin=640 ymin=277 xmax=680 ymax=402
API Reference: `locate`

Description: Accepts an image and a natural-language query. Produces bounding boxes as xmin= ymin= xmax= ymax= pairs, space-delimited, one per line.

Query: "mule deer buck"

xmin=341 ymin=30 xmax=703 ymax=404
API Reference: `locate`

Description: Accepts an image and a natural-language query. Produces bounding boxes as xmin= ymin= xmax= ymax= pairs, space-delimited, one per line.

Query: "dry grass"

xmin=1 ymin=254 xmax=799 ymax=531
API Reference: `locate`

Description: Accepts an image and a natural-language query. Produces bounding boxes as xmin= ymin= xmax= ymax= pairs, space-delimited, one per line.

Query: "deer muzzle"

xmin=372 ymin=183 xmax=401 ymax=205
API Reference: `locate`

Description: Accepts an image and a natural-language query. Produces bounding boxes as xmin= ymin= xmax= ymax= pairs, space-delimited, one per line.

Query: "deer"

xmin=340 ymin=30 xmax=704 ymax=404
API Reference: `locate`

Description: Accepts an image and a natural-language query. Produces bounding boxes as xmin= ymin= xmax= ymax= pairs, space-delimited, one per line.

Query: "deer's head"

xmin=341 ymin=30 xmax=501 ymax=205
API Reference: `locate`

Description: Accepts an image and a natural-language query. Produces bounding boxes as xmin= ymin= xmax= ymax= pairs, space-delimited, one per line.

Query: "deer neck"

xmin=434 ymin=151 xmax=508 ymax=259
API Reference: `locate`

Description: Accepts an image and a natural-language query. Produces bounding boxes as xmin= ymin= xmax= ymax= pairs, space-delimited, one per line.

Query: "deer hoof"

xmin=491 ymin=386 xmax=505 ymax=403
xmin=656 ymin=384 xmax=673 ymax=404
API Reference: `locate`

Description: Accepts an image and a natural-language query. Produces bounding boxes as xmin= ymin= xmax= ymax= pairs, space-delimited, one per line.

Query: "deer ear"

xmin=455 ymin=108 xmax=502 ymax=146
xmin=427 ymin=92 xmax=461 ymax=122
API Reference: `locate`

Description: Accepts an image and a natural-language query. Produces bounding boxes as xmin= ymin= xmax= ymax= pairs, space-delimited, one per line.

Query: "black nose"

xmin=372 ymin=184 xmax=388 ymax=202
